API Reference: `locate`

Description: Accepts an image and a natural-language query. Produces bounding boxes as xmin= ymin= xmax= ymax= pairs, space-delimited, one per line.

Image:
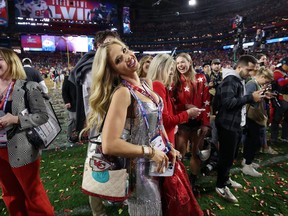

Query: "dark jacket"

xmin=215 ymin=70 xmax=253 ymax=131
xmin=68 ymin=50 xmax=95 ymax=132
xmin=62 ymin=76 xmax=77 ymax=112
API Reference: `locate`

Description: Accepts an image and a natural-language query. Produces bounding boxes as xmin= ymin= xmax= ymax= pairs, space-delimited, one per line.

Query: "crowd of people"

xmin=0 ymin=18 xmax=288 ymax=216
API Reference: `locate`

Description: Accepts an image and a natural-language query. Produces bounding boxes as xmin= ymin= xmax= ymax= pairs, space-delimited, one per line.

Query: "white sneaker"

xmin=242 ymin=164 xmax=262 ymax=177
xmin=225 ymin=178 xmax=243 ymax=189
xmin=215 ymin=186 xmax=238 ymax=203
xmin=241 ymin=159 xmax=260 ymax=169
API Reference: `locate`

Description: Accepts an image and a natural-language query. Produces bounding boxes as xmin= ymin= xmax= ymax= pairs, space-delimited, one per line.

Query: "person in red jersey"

xmin=270 ymin=57 xmax=288 ymax=143
xmin=172 ymin=52 xmax=210 ymax=192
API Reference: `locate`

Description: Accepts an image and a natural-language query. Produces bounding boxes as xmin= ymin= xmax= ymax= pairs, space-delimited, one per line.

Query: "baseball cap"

xmin=211 ymin=59 xmax=221 ymax=64
xmin=202 ymin=62 xmax=210 ymax=67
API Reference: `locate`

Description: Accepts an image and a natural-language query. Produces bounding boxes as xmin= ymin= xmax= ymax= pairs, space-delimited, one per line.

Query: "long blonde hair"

xmin=85 ymin=39 xmax=126 ymax=133
xmin=0 ymin=47 xmax=26 ymax=80
xmin=256 ymin=66 xmax=273 ymax=81
xmin=137 ymin=55 xmax=153 ymax=78
xmin=173 ymin=53 xmax=196 ymax=97
xmin=146 ymin=53 xmax=175 ymax=87
xmin=174 ymin=52 xmax=196 ymax=82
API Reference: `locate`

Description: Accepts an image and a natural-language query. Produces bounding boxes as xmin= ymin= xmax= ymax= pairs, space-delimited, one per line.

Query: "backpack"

xmin=23 ymin=82 xmax=62 ymax=149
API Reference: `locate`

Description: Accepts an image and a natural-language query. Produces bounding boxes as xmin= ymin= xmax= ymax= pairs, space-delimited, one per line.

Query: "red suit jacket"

xmin=153 ymin=81 xmax=188 ymax=145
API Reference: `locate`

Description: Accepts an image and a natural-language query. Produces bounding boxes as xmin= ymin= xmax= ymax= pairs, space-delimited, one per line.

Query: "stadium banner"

xmin=0 ymin=0 xmax=8 ymax=26
xmin=21 ymin=35 xmax=42 ymax=51
xmin=14 ymin=0 xmax=117 ymax=25
xmin=123 ymin=7 xmax=130 ymax=34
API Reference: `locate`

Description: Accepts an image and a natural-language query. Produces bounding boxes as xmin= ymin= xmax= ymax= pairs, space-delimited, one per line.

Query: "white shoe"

xmin=242 ymin=164 xmax=262 ymax=177
xmin=260 ymin=146 xmax=278 ymax=155
xmin=241 ymin=159 xmax=260 ymax=169
xmin=225 ymin=178 xmax=243 ymax=189
xmin=215 ymin=186 xmax=238 ymax=203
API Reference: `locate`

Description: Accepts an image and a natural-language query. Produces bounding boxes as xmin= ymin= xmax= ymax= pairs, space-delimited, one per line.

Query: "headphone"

xmin=22 ymin=58 xmax=32 ymax=65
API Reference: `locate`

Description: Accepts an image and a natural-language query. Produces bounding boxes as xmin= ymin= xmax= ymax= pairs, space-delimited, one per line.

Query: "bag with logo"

xmin=81 ymin=102 xmax=133 ymax=202
xmin=23 ymin=82 xmax=62 ymax=149
xmin=81 ymin=134 xmax=131 ymax=202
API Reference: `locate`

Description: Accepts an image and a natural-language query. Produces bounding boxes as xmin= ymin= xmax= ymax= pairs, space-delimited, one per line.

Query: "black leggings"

xmin=243 ymin=118 xmax=265 ymax=165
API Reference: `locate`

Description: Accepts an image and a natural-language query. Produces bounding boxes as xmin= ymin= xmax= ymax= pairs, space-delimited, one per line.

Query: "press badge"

xmin=0 ymin=111 xmax=7 ymax=143
xmin=150 ymin=135 xmax=166 ymax=152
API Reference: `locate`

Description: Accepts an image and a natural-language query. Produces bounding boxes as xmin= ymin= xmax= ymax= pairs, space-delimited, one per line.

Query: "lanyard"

xmin=0 ymin=81 xmax=15 ymax=111
xmin=122 ymin=80 xmax=163 ymax=139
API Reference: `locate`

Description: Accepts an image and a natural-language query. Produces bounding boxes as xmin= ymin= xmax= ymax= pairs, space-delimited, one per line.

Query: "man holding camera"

xmin=214 ymin=55 xmax=263 ymax=203
xmin=270 ymin=57 xmax=288 ymax=143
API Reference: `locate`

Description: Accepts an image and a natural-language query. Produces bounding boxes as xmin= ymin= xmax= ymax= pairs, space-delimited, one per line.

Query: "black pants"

xmin=243 ymin=118 xmax=265 ymax=164
xmin=216 ymin=123 xmax=242 ymax=188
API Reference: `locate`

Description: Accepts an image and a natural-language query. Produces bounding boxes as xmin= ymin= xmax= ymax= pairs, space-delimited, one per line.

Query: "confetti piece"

xmin=243 ymin=177 xmax=251 ymax=186
xmin=215 ymin=202 xmax=225 ymax=210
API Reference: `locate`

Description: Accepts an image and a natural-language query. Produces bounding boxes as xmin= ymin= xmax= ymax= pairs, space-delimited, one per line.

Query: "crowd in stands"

xmin=124 ymin=0 xmax=287 ymax=51
xmin=16 ymin=41 xmax=288 ymax=81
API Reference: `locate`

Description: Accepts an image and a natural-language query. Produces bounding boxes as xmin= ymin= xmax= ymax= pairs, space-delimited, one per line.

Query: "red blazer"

xmin=153 ymin=81 xmax=188 ymax=146
xmin=172 ymin=73 xmax=210 ymax=127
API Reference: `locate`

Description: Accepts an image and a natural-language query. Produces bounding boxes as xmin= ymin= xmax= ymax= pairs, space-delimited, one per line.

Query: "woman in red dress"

xmin=173 ymin=53 xmax=210 ymax=190
xmin=147 ymin=53 xmax=204 ymax=216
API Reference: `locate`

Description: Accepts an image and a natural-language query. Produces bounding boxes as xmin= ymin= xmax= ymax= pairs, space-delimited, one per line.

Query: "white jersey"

xmin=30 ymin=1 xmax=48 ymax=18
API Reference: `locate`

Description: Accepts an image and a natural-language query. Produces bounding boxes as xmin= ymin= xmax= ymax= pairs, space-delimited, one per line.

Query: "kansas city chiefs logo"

xmin=89 ymin=156 xmax=112 ymax=171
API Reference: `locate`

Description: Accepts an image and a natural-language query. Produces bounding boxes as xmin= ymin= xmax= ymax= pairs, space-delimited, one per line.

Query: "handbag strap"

xmin=22 ymin=82 xmax=31 ymax=113
xmin=90 ymin=93 xmax=134 ymax=143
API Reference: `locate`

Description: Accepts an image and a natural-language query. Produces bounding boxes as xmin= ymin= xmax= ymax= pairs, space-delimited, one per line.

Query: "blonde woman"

xmin=85 ymin=39 xmax=179 ymax=215
xmin=0 ymin=47 xmax=54 ymax=215
xmin=172 ymin=53 xmax=210 ymax=191
xmin=137 ymin=55 xmax=153 ymax=78
xmin=242 ymin=67 xmax=274 ymax=177
xmin=147 ymin=53 xmax=203 ymax=216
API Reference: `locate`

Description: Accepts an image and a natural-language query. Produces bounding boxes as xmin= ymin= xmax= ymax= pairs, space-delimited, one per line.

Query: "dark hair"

xmin=22 ymin=58 xmax=32 ymax=65
xmin=93 ymin=30 xmax=119 ymax=48
xmin=256 ymin=53 xmax=266 ymax=60
xmin=236 ymin=55 xmax=258 ymax=67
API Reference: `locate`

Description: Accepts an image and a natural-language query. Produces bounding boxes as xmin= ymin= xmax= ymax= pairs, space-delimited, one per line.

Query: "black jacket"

xmin=215 ymin=73 xmax=253 ymax=131
xmin=62 ymin=76 xmax=77 ymax=112
xmin=68 ymin=50 xmax=95 ymax=132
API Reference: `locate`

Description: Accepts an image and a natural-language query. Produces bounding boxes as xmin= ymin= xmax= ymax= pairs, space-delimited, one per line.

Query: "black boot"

xmin=189 ymin=174 xmax=200 ymax=196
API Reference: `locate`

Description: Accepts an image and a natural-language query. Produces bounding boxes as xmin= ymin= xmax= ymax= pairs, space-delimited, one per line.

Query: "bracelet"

xmin=148 ymin=147 xmax=155 ymax=159
xmin=142 ymin=146 xmax=150 ymax=158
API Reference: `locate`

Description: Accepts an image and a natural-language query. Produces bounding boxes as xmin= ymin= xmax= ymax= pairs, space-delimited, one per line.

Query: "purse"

xmin=23 ymin=82 xmax=62 ymax=149
xmin=246 ymin=103 xmax=267 ymax=126
xmin=81 ymin=105 xmax=133 ymax=202
xmin=81 ymin=134 xmax=130 ymax=202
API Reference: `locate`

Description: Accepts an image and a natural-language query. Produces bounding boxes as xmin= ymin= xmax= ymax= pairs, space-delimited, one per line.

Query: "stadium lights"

xmin=188 ymin=0 xmax=196 ymax=6
xmin=143 ymin=50 xmax=171 ymax=55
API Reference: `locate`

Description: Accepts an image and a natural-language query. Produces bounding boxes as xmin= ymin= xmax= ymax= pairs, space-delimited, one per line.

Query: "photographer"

xmin=242 ymin=67 xmax=274 ymax=177
xmin=270 ymin=57 xmax=288 ymax=143
xmin=209 ymin=59 xmax=222 ymax=113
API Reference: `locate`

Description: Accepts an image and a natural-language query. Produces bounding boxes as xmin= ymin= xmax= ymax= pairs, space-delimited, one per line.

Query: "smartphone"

xmin=149 ymin=161 xmax=175 ymax=177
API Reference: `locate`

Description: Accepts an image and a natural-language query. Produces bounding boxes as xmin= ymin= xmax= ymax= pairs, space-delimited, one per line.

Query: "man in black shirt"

xmin=22 ymin=58 xmax=48 ymax=94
